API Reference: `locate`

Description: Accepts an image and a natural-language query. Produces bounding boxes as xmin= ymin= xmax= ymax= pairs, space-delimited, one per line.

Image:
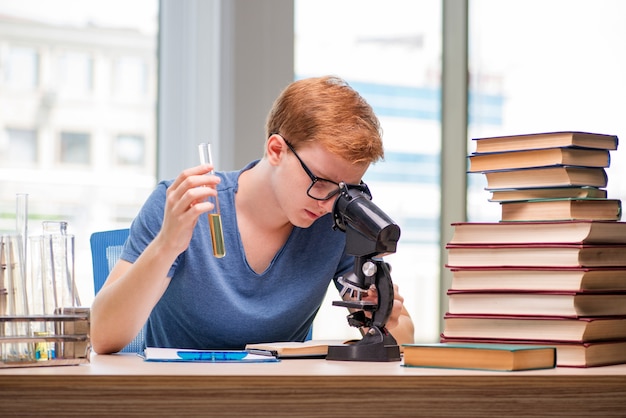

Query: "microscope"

xmin=326 ymin=182 xmax=402 ymax=362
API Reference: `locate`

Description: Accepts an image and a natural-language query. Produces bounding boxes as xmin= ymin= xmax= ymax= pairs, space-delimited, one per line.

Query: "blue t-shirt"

xmin=121 ymin=161 xmax=353 ymax=349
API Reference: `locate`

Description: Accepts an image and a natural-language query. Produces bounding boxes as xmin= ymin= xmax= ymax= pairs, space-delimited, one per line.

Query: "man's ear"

xmin=266 ymin=134 xmax=286 ymax=166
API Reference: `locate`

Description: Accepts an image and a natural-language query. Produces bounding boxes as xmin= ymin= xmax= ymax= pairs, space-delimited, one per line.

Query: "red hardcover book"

xmin=448 ymin=221 xmax=626 ymax=245
xmin=499 ymin=198 xmax=622 ymax=222
xmin=468 ymin=147 xmax=610 ymax=173
xmin=471 ymin=131 xmax=619 ymax=154
xmin=448 ymin=266 xmax=626 ymax=292
xmin=446 ymin=289 xmax=626 ymax=317
xmin=442 ymin=313 xmax=626 ymax=342
xmin=446 ymin=243 xmax=626 ymax=268
xmin=482 ymin=166 xmax=607 ymax=189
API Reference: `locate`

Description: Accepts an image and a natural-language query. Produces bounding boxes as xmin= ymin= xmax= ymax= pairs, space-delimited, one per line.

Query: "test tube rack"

xmin=0 ymin=307 xmax=90 ymax=368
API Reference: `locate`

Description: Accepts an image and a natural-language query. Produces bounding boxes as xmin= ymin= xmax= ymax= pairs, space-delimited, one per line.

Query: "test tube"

xmin=15 ymin=194 xmax=28 ymax=282
xmin=198 ymin=143 xmax=226 ymax=258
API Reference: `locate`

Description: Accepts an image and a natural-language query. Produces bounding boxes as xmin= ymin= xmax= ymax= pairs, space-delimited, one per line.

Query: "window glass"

xmin=58 ymin=51 xmax=93 ymax=95
xmin=296 ymin=0 xmax=442 ymax=342
xmin=115 ymin=134 xmax=145 ymax=167
xmin=114 ymin=56 xmax=148 ymax=98
xmin=2 ymin=128 xmax=38 ymax=165
xmin=5 ymin=46 xmax=39 ymax=89
xmin=59 ymin=131 xmax=90 ymax=164
xmin=0 ymin=0 xmax=158 ymax=305
xmin=468 ymin=0 xmax=626 ymax=221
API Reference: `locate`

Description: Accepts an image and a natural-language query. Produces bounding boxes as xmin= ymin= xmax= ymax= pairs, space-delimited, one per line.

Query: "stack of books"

xmin=442 ymin=131 xmax=626 ymax=367
xmin=468 ymin=131 xmax=621 ymax=221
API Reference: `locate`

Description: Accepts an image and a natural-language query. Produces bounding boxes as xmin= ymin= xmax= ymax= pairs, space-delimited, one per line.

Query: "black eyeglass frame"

xmin=270 ymin=133 xmax=371 ymax=201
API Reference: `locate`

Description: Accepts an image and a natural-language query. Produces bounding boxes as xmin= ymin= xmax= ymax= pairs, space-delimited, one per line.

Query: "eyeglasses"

xmin=274 ymin=133 xmax=368 ymax=201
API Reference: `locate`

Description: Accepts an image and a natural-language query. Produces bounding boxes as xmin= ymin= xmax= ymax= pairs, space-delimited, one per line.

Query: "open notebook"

xmin=245 ymin=339 xmax=355 ymax=358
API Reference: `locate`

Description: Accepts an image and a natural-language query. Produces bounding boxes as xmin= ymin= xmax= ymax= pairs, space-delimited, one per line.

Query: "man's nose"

xmin=317 ymin=198 xmax=335 ymax=214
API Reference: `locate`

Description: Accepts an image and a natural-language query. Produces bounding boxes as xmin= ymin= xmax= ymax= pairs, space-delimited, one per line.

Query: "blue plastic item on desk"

xmin=177 ymin=351 xmax=248 ymax=361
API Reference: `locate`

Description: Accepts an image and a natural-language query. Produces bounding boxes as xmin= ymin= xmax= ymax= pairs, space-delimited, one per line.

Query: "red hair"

xmin=266 ymin=76 xmax=384 ymax=164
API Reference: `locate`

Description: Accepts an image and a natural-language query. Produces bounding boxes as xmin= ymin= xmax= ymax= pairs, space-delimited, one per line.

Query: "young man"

xmin=91 ymin=76 xmax=414 ymax=353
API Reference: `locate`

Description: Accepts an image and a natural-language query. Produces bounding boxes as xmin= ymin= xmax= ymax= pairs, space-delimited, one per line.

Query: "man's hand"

xmin=159 ymin=164 xmax=221 ymax=255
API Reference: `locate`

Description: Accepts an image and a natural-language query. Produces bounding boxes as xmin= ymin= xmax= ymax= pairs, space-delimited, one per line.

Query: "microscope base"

xmin=326 ymin=328 xmax=401 ymax=362
xmin=326 ymin=342 xmax=401 ymax=362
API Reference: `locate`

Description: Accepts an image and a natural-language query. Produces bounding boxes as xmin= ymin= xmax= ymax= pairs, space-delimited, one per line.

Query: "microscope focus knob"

xmin=362 ymin=261 xmax=378 ymax=277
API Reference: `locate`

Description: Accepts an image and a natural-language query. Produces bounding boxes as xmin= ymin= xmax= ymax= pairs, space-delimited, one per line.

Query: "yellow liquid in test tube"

xmin=198 ymin=143 xmax=226 ymax=258
xmin=208 ymin=213 xmax=225 ymax=257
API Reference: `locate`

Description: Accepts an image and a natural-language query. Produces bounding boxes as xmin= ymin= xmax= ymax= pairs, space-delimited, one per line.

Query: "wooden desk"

xmin=1 ymin=353 xmax=625 ymax=417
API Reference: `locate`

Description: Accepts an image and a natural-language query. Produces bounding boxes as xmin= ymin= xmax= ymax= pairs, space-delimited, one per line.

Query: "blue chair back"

xmin=90 ymin=228 xmax=145 ymax=353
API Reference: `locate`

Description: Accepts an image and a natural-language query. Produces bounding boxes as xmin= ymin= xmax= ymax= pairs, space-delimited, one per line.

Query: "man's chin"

xmin=293 ymin=214 xmax=317 ymax=228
